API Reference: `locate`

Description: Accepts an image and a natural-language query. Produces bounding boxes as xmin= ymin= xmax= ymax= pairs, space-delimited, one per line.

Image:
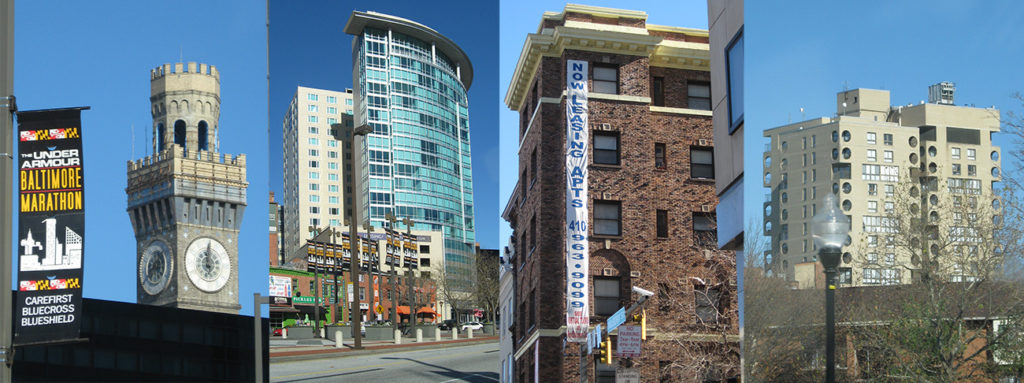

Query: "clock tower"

xmin=126 ymin=62 xmax=246 ymax=314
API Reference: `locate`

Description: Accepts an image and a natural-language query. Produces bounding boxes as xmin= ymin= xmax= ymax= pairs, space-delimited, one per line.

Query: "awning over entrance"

xmin=396 ymin=306 xmax=437 ymax=316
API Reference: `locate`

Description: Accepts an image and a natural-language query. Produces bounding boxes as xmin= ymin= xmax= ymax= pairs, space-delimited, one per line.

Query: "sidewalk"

xmin=270 ymin=333 xmax=499 ymax=363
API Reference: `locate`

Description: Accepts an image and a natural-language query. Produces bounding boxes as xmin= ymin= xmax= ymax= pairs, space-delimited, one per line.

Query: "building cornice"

xmin=505 ymin=16 xmax=708 ymax=111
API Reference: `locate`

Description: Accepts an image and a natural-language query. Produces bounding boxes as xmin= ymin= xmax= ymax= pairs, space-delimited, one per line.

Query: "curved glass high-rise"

xmin=345 ymin=11 xmax=476 ymax=292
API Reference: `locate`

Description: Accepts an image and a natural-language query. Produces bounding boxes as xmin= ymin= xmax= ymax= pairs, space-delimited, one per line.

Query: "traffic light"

xmin=631 ymin=309 xmax=647 ymax=340
xmin=598 ymin=336 xmax=612 ymax=365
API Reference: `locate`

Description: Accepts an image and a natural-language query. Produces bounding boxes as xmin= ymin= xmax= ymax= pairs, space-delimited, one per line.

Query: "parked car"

xmin=438 ymin=320 xmax=457 ymax=331
xmin=272 ymin=328 xmax=283 ymax=336
xmin=461 ymin=322 xmax=483 ymax=332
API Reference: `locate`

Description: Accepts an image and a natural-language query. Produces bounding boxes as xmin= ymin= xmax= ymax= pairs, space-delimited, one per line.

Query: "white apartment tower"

xmin=763 ymin=86 xmax=1002 ymax=288
xmin=282 ymin=86 xmax=354 ymax=260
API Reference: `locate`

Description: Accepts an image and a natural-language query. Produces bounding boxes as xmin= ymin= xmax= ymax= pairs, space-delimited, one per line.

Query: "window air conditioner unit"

xmin=698 ymin=139 xmax=710 ymax=146
xmin=602 ymin=268 xmax=614 ymax=276
xmin=701 ymin=205 xmax=714 ymax=213
xmin=598 ymin=123 xmax=612 ymax=131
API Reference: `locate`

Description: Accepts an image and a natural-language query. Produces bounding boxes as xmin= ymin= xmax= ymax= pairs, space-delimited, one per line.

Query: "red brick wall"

xmin=509 ymin=47 xmax=738 ymax=382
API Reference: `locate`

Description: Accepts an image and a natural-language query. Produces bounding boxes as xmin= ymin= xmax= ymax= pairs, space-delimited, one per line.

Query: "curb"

xmin=270 ymin=336 xmax=499 ymax=363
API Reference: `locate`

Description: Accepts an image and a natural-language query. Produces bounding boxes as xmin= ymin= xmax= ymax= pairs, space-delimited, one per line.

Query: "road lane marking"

xmin=439 ymin=373 xmax=500 ymax=382
xmin=271 ymin=346 xmax=498 ymax=381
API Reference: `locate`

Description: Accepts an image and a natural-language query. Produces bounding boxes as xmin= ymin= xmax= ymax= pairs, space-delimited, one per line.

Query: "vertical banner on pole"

xmin=14 ymin=107 xmax=88 ymax=345
xmin=565 ymin=60 xmax=589 ymax=343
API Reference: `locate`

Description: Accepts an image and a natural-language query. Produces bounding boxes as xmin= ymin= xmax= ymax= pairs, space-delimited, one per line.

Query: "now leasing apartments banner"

xmin=15 ymin=107 xmax=88 ymax=345
xmin=565 ymin=60 xmax=589 ymax=342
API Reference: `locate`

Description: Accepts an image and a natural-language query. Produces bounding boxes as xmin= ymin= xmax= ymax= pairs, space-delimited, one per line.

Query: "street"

xmin=270 ymin=341 xmax=499 ymax=383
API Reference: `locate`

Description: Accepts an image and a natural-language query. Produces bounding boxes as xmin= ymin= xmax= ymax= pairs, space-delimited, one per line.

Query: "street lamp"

xmin=811 ymin=193 xmax=850 ymax=383
xmin=333 ymin=122 xmax=372 ymax=349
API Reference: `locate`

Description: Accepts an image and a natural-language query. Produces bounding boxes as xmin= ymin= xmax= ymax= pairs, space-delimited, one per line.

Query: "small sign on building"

xmin=616 ymin=367 xmax=640 ymax=383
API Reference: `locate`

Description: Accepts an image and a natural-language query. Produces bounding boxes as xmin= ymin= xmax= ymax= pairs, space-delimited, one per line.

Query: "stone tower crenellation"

xmin=150 ymin=62 xmax=220 ymax=154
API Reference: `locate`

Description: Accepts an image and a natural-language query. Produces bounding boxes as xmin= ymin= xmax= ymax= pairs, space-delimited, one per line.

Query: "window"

xmin=530 ymin=148 xmax=538 ymax=184
xmin=967 ymin=148 xmax=976 ymax=160
xmin=868 ymin=201 xmax=877 ymax=213
xmin=651 ymin=76 xmax=664 ymax=106
xmin=883 ymin=134 xmax=893 ymax=145
xmin=839 ymin=268 xmax=852 ymax=285
xmin=967 ymin=165 xmax=976 ymax=176
xmin=868 ymin=235 xmax=878 ymax=247
xmin=726 ymin=30 xmax=743 ymax=133
xmin=308 ymin=172 xmax=319 ymax=179
xmin=868 ymin=183 xmax=878 ymax=196
xmin=420 ymin=245 xmax=430 ymax=254
xmin=308 ymin=126 xmax=318 ymax=134
xmin=307 ymin=93 xmax=318 ymax=101
xmin=593 ymin=65 xmax=618 ymax=94
xmin=346 ymin=99 xmax=353 ymax=105
xmin=952 ymin=163 xmax=961 ymax=175
xmin=694 ymin=286 xmax=721 ymax=324
xmin=594 ymin=278 xmax=620 ymax=317
xmin=327 ymin=107 xmax=337 ymax=114
xmin=687 ymin=82 xmax=711 ymax=110
xmin=308 ymin=104 xmax=318 ymax=112
xmin=308 ymin=138 xmax=318 ymax=145
xmin=867 ymin=149 xmax=877 ymax=162
xmin=693 ymin=213 xmax=716 ymax=246
xmin=308 ymin=116 xmax=318 ymax=123
xmin=654 ymin=143 xmax=666 ymax=170
xmin=883 ymin=151 xmax=893 ymax=163
xmin=593 ymin=132 xmax=620 ymax=165
xmin=594 ymin=201 xmax=621 ymax=236
xmin=885 ymin=184 xmax=894 ymax=198
xmin=656 ymin=210 xmax=668 ymax=238
xmin=327 ymin=96 xmax=336 ymax=103
xmin=309 ymin=160 xmax=319 ymax=168
xmin=866 ymin=132 xmax=876 ymax=145
xmin=885 ymin=201 xmax=894 ymax=213
xmin=863 ymin=269 xmax=881 ymax=285
xmin=691 ymin=148 xmax=714 ymax=179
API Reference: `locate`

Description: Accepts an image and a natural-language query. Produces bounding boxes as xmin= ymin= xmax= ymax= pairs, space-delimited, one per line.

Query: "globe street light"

xmin=811 ymin=192 xmax=850 ymax=383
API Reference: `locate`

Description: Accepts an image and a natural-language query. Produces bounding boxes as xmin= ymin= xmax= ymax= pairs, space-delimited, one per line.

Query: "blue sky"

xmin=497 ymin=0 xmax=711 ymax=246
xmin=13 ymin=1 xmax=268 ymax=316
xmin=746 ymin=1 xmax=1024 ymax=249
xmin=268 ymin=0 xmax=501 ymax=250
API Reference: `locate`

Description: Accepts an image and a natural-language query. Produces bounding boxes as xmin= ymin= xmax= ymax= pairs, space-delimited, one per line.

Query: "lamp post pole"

xmin=811 ymin=193 xmax=849 ymax=383
xmin=821 ymin=247 xmax=840 ymax=383
xmin=308 ymin=226 xmax=322 ymax=338
xmin=344 ymin=123 xmax=371 ymax=349
xmin=402 ymin=217 xmax=416 ymax=325
xmin=385 ymin=213 xmax=399 ymax=332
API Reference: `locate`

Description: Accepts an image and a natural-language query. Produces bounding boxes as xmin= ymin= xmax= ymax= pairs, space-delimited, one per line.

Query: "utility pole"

xmin=0 ymin=0 xmax=13 ymax=380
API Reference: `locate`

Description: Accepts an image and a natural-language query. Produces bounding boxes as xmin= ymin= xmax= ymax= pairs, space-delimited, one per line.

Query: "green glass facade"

xmin=350 ymin=16 xmax=476 ymax=293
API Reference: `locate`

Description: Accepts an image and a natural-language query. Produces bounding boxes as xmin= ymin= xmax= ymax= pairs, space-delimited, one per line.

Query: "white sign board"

xmin=269 ymin=275 xmax=292 ymax=297
xmin=565 ymin=59 xmax=590 ymax=343
xmin=616 ymin=325 xmax=642 ymax=358
xmin=616 ymin=367 xmax=640 ymax=383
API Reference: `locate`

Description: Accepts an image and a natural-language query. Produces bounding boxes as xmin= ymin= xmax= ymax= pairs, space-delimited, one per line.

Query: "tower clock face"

xmin=140 ymin=240 xmax=173 ymax=295
xmin=184 ymin=237 xmax=231 ymax=292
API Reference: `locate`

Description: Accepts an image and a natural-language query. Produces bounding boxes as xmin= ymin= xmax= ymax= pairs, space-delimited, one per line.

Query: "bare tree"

xmin=742 ymin=219 xmax=826 ymax=382
xmin=838 ymin=141 xmax=1024 ymax=381
xmin=475 ymin=253 xmax=500 ymax=323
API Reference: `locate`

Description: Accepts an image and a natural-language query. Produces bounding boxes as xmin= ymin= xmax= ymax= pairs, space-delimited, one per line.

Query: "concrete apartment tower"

xmin=281 ymin=86 xmax=353 ymax=261
xmin=127 ymin=62 xmax=247 ymax=314
xmin=344 ymin=11 xmax=478 ymax=302
xmin=503 ymin=5 xmax=739 ymax=381
xmin=763 ymin=85 xmax=1001 ymax=288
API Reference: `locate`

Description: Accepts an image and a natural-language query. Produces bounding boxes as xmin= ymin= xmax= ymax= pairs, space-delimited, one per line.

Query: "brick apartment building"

xmin=502 ymin=5 xmax=739 ymax=382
